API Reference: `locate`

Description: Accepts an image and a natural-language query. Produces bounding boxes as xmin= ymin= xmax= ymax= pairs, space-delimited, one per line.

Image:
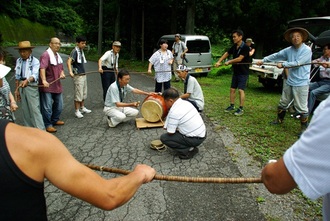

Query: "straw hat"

xmin=284 ymin=27 xmax=309 ymax=42
xmin=14 ymin=41 xmax=35 ymax=49
xmin=150 ymin=140 xmax=166 ymax=150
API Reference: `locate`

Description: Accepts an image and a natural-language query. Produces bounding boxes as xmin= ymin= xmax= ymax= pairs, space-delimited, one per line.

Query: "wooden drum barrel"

xmin=141 ymin=94 xmax=168 ymax=122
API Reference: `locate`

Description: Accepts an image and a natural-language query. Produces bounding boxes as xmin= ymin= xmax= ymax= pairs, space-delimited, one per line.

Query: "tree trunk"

xmin=130 ymin=7 xmax=137 ymax=60
xmin=170 ymin=0 xmax=178 ymax=33
xmin=97 ymin=0 xmax=103 ymax=56
xmin=114 ymin=0 xmax=120 ymax=41
xmin=141 ymin=4 xmax=145 ymax=62
xmin=185 ymin=0 xmax=195 ymax=34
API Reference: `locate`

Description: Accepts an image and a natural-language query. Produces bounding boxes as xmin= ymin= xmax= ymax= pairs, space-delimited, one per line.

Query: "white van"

xmin=158 ymin=34 xmax=212 ymax=76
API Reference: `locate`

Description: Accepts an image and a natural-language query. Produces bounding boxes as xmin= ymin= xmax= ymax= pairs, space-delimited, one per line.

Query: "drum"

xmin=141 ymin=94 xmax=168 ymax=122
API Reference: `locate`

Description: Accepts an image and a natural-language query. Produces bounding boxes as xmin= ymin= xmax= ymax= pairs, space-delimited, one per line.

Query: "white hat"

xmin=176 ymin=65 xmax=191 ymax=71
xmin=0 ymin=64 xmax=11 ymax=79
xmin=246 ymin=38 xmax=254 ymax=44
xmin=112 ymin=41 xmax=122 ymax=47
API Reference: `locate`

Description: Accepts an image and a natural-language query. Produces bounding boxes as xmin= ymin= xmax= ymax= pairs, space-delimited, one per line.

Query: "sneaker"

xmin=179 ymin=147 xmax=199 ymax=160
xmin=107 ymin=116 xmax=115 ymax=128
xmin=290 ymin=112 xmax=301 ymax=119
xmin=224 ymin=105 xmax=235 ymax=112
xmin=80 ymin=107 xmax=92 ymax=114
xmin=75 ymin=110 xmax=84 ymax=118
xmin=234 ymin=108 xmax=244 ymax=116
xmin=270 ymin=119 xmax=283 ymax=125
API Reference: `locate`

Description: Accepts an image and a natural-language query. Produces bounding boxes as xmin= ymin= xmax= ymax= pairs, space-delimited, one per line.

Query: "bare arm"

xmin=215 ymin=52 xmax=229 ymax=67
xmin=98 ymin=58 xmax=103 ymax=73
xmin=249 ymin=48 xmax=255 ymax=57
xmin=115 ymin=89 xmax=153 ymax=108
xmin=9 ymin=92 xmax=18 ymax=112
xmin=147 ymin=63 xmax=153 ymax=74
xmin=261 ymin=158 xmax=297 ymax=194
xmin=5 ymin=123 xmax=156 ymax=211
xmin=39 ymin=68 xmax=49 ymax=87
xmin=67 ymin=57 xmax=74 ymax=78
xmin=180 ymin=93 xmax=190 ymax=99
xmin=226 ymin=54 xmax=245 ymax=65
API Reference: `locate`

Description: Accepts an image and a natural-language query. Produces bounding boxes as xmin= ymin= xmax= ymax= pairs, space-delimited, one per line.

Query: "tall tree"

xmin=185 ymin=0 xmax=196 ymax=34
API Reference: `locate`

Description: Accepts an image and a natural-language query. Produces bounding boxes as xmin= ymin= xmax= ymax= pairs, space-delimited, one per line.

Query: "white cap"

xmin=176 ymin=65 xmax=191 ymax=71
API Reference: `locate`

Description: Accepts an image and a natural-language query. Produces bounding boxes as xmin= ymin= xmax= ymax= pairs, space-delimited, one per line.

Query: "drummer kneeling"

xmin=103 ymin=69 xmax=154 ymax=128
xmin=160 ymin=88 xmax=206 ymax=159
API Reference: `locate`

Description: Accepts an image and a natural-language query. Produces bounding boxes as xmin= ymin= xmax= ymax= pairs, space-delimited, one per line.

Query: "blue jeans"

xmin=40 ymin=92 xmax=63 ymax=128
xmin=308 ymin=80 xmax=330 ymax=114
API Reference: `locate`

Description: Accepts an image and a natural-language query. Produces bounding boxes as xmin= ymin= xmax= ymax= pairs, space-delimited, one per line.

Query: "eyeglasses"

xmin=51 ymin=42 xmax=61 ymax=46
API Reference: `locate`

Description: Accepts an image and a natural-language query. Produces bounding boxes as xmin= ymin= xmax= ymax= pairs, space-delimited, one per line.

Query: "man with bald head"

xmin=39 ymin=37 xmax=66 ymax=133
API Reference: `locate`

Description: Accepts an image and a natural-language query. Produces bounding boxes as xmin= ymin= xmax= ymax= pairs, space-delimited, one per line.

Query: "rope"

xmin=233 ymin=61 xmax=325 ymax=68
xmin=85 ymin=164 xmax=262 ymax=184
xmin=14 ymin=61 xmax=322 ymax=96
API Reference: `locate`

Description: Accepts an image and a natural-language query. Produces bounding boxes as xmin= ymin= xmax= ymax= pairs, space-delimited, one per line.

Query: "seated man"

xmin=308 ymin=43 xmax=330 ymax=115
xmin=103 ymin=69 xmax=153 ymax=128
xmin=160 ymin=88 xmax=206 ymax=159
xmin=176 ymin=65 xmax=204 ymax=112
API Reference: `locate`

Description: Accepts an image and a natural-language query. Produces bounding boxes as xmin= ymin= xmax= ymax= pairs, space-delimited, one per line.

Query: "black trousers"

xmin=100 ymin=66 xmax=116 ymax=101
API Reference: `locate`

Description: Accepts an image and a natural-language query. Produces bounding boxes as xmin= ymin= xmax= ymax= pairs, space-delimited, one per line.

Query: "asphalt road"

xmin=5 ymin=46 xmax=266 ymax=221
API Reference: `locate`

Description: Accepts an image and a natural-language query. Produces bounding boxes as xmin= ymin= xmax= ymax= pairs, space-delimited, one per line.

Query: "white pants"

xmin=103 ymin=106 xmax=138 ymax=127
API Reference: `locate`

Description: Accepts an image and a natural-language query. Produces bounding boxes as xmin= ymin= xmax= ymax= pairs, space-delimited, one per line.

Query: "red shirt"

xmin=39 ymin=51 xmax=64 ymax=93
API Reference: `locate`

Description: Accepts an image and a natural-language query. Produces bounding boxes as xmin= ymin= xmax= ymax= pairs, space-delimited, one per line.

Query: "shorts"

xmin=73 ymin=75 xmax=87 ymax=102
xmin=231 ymin=74 xmax=249 ymax=90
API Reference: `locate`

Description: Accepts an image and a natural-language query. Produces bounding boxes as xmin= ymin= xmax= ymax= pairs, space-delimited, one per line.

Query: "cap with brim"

xmin=176 ymin=64 xmax=192 ymax=72
xmin=14 ymin=41 xmax=35 ymax=49
xmin=284 ymin=27 xmax=309 ymax=42
xmin=113 ymin=41 xmax=121 ymax=47
xmin=0 ymin=64 xmax=11 ymax=79
xmin=246 ymin=38 xmax=254 ymax=44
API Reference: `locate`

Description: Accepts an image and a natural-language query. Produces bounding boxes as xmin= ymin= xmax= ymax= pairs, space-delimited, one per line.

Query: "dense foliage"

xmin=1 ymin=0 xmax=330 ymax=58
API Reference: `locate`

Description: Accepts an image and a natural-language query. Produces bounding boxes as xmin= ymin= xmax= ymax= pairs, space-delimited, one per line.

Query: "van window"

xmin=186 ymin=40 xmax=210 ymax=53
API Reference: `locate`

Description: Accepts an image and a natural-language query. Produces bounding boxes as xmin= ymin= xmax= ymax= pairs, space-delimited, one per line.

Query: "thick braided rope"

xmin=85 ymin=164 xmax=262 ymax=184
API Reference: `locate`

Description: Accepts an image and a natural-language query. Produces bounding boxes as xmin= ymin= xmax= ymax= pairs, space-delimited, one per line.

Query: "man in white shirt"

xmin=103 ymin=69 xmax=153 ymax=128
xmin=98 ymin=41 xmax=121 ymax=101
xmin=176 ymin=65 xmax=204 ymax=112
xmin=160 ymin=88 xmax=206 ymax=159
